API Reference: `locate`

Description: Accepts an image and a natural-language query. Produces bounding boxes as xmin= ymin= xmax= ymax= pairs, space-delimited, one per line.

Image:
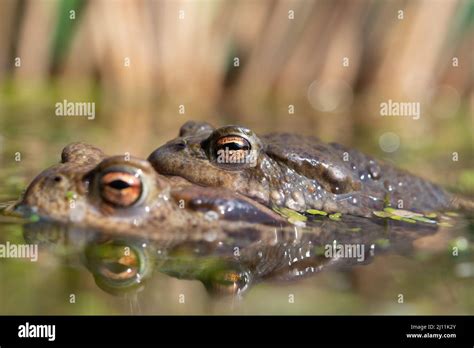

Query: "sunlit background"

xmin=0 ymin=0 xmax=473 ymax=314
xmin=1 ymin=0 xmax=473 ymax=176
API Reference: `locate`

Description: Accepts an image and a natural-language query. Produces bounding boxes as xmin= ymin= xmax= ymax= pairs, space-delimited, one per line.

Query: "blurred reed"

xmin=0 ymin=0 xmax=472 ymax=169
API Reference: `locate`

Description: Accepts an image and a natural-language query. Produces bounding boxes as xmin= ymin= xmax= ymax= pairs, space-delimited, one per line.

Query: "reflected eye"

xmin=214 ymin=135 xmax=251 ymax=164
xmin=85 ymin=240 xmax=154 ymax=296
xmin=204 ymin=266 xmax=252 ymax=297
xmin=99 ymin=171 xmax=142 ymax=207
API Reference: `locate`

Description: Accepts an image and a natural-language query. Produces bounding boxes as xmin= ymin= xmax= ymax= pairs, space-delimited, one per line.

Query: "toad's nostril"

xmin=174 ymin=142 xmax=186 ymax=149
xmin=155 ymin=141 xmax=185 ymax=154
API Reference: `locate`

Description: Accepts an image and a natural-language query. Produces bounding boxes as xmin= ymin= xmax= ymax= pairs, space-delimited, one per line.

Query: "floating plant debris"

xmin=273 ymin=206 xmax=307 ymax=225
xmin=306 ymin=209 xmax=328 ymax=216
xmin=328 ymin=213 xmax=342 ymax=221
xmin=372 ymin=207 xmax=453 ymax=226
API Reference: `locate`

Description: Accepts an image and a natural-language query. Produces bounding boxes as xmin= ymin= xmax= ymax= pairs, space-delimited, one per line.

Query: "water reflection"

xmin=22 ymin=215 xmax=444 ymax=297
xmin=85 ymin=239 xmax=154 ymax=296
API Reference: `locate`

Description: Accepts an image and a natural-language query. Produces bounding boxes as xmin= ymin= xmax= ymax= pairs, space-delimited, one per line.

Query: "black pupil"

xmin=104 ymin=261 xmax=131 ymax=274
xmin=54 ymin=176 xmax=62 ymax=182
xmin=227 ymin=143 xmax=245 ymax=151
xmin=108 ymin=180 xmax=130 ymax=190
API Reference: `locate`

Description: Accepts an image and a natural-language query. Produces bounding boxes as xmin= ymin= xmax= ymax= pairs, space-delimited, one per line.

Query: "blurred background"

xmin=0 ymin=0 xmax=472 ymax=189
xmin=0 ymin=0 xmax=473 ymax=315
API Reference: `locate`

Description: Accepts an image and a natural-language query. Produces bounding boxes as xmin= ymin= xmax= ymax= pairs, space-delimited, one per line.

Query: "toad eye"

xmin=99 ymin=171 xmax=142 ymax=207
xmin=216 ymin=136 xmax=250 ymax=152
xmin=213 ymin=135 xmax=251 ymax=165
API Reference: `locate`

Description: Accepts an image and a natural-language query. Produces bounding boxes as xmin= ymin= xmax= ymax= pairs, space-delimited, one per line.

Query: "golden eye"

xmin=214 ymin=135 xmax=251 ymax=164
xmin=99 ymin=171 xmax=142 ymax=207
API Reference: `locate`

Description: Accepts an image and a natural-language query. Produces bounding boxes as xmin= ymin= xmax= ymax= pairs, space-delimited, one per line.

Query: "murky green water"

xmin=1 ymin=200 xmax=473 ymax=315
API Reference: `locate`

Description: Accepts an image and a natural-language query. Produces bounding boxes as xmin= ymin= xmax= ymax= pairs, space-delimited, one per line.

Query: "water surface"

xmin=1 ymin=199 xmax=472 ymax=315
